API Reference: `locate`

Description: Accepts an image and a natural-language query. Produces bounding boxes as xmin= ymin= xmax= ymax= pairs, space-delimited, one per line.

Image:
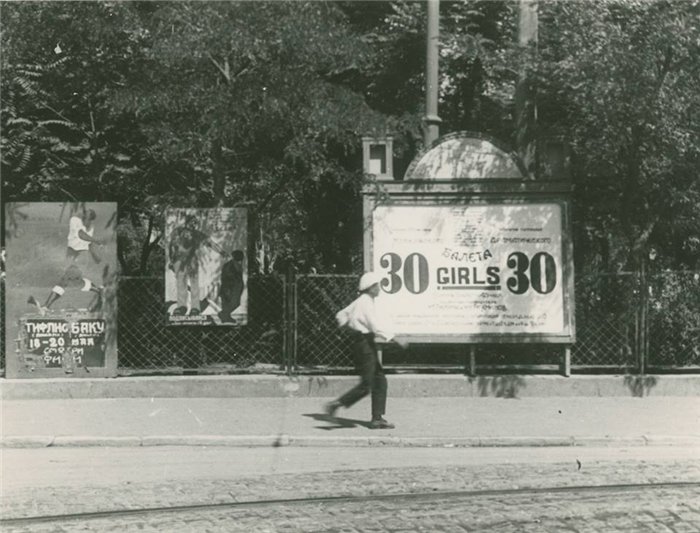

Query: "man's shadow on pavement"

xmin=303 ymin=413 xmax=374 ymax=431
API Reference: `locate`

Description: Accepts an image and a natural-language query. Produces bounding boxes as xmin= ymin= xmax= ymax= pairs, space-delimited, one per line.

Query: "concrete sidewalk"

xmin=2 ymin=393 xmax=699 ymax=449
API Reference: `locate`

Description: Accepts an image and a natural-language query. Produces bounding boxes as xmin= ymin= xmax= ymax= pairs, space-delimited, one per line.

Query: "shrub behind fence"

xmin=295 ymin=274 xmax=357 ymax=368
xmin=647 ymin=271 xmax=700 ymax=368
xmin=571 ymin=273 xmax=638 ymax=368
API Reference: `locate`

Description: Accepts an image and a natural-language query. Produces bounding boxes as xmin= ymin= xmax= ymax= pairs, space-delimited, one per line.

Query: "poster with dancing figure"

xmin=4 ymin=202 xmax=118 ymax=378
xmin=165 ymin=208 xmax=248 ymax=326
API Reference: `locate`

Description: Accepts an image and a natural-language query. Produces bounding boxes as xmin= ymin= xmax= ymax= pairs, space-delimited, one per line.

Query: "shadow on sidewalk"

xmin=303 ymin=413 xmax=374 ymax=431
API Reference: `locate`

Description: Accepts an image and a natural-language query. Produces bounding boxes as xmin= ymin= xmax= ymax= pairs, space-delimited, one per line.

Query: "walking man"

xmin=326 ymin=272 xmax=409 ymax=429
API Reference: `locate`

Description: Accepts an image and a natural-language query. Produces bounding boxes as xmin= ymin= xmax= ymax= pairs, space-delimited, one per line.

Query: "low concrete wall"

xmin=1 ymin=374 xmax=699 ymax=400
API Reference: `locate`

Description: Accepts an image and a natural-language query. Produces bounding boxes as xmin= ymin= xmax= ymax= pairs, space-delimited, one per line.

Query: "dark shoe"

xmin=188 ymin=307 xmax=201 ymax=316
xmin=173 ymin=306 xmax=188 ymax=316
xmin=325 ymin=401 xmax=341 ymax=417
xmin=370 ymin=418 xmax=395 ymax=430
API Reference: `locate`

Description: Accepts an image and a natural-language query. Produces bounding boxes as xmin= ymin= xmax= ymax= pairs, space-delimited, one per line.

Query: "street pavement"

xmin=2 ymin=388 xmax=699 ymax=531
xmin=1 ymin=446 xmax=699 ymax=531
xmin=2 ymin=395 xmax=699 ymax=448
xmin=2 ymin=379 xmax=699 ymax=531
xmin=8 ymin=483 xmax=692 ymax=533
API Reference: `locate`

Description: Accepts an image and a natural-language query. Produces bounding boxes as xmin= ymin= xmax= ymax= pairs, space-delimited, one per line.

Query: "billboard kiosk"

xmin=4 ymin=202 xmax=118 ymax=378
xmin=363 ymin=133 xmax=575 ymax=375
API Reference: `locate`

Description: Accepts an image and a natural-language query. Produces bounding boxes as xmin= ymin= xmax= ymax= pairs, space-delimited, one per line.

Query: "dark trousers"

xmin=337 ymin=333 xmax=387 ymax=419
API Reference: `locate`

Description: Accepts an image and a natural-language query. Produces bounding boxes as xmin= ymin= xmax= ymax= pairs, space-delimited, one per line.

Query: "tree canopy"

xmin=2 ymin=0 xmax=699 ymax=274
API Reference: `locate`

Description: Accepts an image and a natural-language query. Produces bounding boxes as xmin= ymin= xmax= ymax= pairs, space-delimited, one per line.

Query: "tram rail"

xmin=3 ymin=480 xmax=699 ymax=527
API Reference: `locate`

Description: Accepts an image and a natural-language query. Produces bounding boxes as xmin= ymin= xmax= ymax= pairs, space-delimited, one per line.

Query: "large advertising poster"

xmin=165 ymin=208 xmax=247 ymax=326
xmin=4 ymin=202 xmax=118 ymax=378
xmin=372 ymin=202 xmax=573 ymax=341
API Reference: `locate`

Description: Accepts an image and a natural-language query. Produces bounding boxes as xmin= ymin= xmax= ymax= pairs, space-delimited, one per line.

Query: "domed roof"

xmin=404 ymin=132 xmax=524 ymax=180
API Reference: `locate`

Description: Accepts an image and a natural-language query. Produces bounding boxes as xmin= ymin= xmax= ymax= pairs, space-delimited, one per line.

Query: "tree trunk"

xmin=212 ymin=137 xmax=225 ymax=206
xmin=137 ymin=214 xmax=162 ymax=276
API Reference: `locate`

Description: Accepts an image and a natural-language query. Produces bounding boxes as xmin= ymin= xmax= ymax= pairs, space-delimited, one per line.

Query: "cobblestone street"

xmin=2 ymin=481 xmax=698 ymax=532
xmin=2 ymin=446 xmax=699 ymax=532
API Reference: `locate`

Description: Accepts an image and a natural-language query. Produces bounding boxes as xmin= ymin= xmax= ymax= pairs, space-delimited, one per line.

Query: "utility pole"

xmin=423 ymin=0 xmax=441 ymax=147
xmin=515 ymin=0 xmax=538 ymax=178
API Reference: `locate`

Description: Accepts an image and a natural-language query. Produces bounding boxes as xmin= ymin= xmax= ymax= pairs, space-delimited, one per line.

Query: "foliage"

xmin=648 ymin=271 xmax=700 ymax=366
xmin=536 ymin=0 xmax=700 ymax=271
xmin=2 ymin=0 xmax=699 ymax=275
xmin=1 ymin=3 xmax=144 ymax=202
xmin=105 ymin=1 xmax=397 ymax=273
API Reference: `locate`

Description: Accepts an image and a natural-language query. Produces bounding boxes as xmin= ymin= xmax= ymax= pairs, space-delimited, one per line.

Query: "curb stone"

xmin=643 ymin=435 xmax=700 ymax=447
xmin=141 ymin=435 xmax=284 ymax=447
xmin=571 ymin=436 xmax=647 ymax=447
xmin=2 ymin=435 xmax=700 ymax=449
xmin=51 ymin=436 xmax=143 ymax=447
xmin=0 ymin=436 xmax=55 ymax=448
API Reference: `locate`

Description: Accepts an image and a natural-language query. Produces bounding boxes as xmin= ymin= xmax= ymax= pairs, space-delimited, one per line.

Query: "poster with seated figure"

xmin=165 ymin=208 xmax=248 ymax=326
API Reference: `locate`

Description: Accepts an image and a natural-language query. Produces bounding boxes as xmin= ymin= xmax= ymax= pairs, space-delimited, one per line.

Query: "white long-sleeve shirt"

xmin=67 ymin=216 xmax=93 ymax=251
xmin=335 ymin=293 xmax=395 ymax=342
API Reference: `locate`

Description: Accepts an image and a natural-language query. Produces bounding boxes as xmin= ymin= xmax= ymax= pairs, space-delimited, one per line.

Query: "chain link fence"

xmin=294 ymin=275 xmax=357 ymax=369
xmin=293 ymin=274 xmax=564 ymax=370
xmin=117 ymin=275 xmax=286 ymax=373
xmin=1 ymin=271 xmax=699 ymax=375
xmin=292 ymin=272 xmax=700 ymax=373
xmin=571 ymin=273 xmax=638 ymax=368
xmin=647 ymin=271 xmax=700 ymax=369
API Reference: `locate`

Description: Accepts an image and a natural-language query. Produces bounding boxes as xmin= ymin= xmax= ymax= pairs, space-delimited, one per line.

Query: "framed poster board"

xmin=365 ymin=195 xmax=575 ymax=343
xmin=165 ymin=208 xmax=248 ymax=326
xmin=4 ymin=202 xmax=118 ymax=378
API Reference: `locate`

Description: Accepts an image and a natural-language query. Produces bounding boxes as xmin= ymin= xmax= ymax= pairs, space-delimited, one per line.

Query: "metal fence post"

xmin=291 ymin=272 xmax=298 ymax=374
xmin=283 ymin=266 xmax=296 ymax=374
xmin=639 ymin=263 xmax=648 ymax=375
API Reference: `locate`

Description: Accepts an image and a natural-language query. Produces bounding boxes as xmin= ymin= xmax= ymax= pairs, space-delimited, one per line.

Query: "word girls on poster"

xmin=165 ymin=208 xmax=248 ymax=326
xmin=372 ymin=202 xmax=573 ymax=340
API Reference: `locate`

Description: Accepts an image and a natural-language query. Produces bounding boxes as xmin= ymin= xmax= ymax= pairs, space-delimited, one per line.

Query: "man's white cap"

xmin=358 ymin=272 xmax=382 ymax=291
